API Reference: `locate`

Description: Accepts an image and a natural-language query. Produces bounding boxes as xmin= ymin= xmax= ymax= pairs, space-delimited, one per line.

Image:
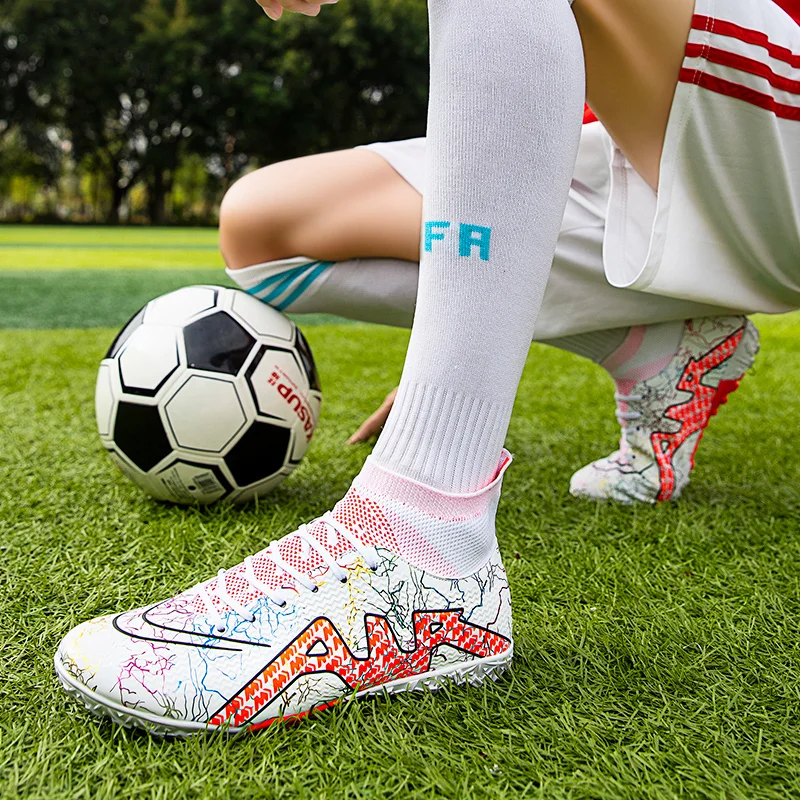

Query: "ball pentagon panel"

xmin=224 ymin=420 xmax=292 ymax=486
xmin=113 ymin=401 xmax=172 ymax=472
xmin=183 ymin=311 xmax=256 ymax=376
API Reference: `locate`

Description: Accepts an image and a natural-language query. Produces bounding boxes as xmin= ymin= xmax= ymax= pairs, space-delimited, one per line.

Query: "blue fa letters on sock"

xmin=424 ymin=221 xmax=492 ymax=261
xmin=458 ymin=224 xmax=492 ymax=261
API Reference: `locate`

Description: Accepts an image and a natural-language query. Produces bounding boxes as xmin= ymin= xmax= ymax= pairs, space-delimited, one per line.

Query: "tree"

xmin=1 ymin=0 xmax=431 ymax=224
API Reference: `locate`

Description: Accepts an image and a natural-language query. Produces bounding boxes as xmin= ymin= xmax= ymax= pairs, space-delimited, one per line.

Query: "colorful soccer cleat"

xmin=55 ymin=453 xmax=514 ymax=735
xmin=570 ymin=316 xmax=760 ymax=504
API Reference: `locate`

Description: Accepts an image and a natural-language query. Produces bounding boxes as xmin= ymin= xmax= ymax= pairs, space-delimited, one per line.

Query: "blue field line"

xmin=275 ymin=262 xmax=334 ymax=310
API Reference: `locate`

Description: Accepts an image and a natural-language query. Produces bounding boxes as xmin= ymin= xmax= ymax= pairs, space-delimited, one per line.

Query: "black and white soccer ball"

xmin=95 ymin=285 xmax=322 ymax=504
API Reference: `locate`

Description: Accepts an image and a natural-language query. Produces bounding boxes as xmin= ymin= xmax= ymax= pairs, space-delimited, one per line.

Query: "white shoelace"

xmin=198 ymin=512 xmax=380 ymax=634
xmin=614 ymin=392 xmax=643 ymax=458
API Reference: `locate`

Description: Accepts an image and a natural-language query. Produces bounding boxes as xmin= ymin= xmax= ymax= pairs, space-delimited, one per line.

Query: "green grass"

xmin=2 ymin=318 xmax=800 ymax=799
xmin=1 ymin=224 xmax=799 ymax=798
xmin=0 ymin=225 xmax=223 ymax=270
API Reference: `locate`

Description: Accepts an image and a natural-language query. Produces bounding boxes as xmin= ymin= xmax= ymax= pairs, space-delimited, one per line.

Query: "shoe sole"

xmin=54 ymin=646 xmax=514 ymax=738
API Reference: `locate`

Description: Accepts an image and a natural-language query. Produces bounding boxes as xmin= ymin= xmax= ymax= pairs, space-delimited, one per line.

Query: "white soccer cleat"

xmin=55 ymin=453 xmax=514 ymax=736
xmin=570 ymin=317 xmax=760 ymax=505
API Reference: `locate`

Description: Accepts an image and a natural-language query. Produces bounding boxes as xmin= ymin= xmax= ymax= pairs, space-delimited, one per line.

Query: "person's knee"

xmin=219 ymin=166 xmax=294 ymax=269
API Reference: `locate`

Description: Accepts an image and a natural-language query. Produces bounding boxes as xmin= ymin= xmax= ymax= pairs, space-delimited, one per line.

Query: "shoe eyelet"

xmin=311 ymin=586 xmax=319 ymax=593
xmin=279 ymin=601 xmax=288 ymax=608
xmin=339 ymin=576 xmax=348 ymax=584
xmin=215 ymin=626 xmax=226 ymax=634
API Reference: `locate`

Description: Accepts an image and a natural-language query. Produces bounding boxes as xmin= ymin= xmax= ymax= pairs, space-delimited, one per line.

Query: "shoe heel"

xmin=708 ymin=320 xmax=759 ymax=418
xmin=720 ymin=319 xmax=760 ymax=381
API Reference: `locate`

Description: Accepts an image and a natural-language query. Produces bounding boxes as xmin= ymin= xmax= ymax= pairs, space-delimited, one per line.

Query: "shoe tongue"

xmin=191 ymin=486 xmax=394 ymax=615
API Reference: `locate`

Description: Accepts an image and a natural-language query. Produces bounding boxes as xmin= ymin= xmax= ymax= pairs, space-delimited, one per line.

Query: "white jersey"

xmin=365 ymin=0 xmax=800 ymax=318
xmin=605 ymin=0 xmax=800 ymax=312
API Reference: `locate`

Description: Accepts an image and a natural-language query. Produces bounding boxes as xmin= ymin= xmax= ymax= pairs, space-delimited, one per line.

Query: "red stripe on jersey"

xmin=686 ymin=42 xmax=800 ymax=95
xmin=692 ymin=15 xmax=800 ymax=68
xmin=679 ymin=67 xmax=800 ymax=120
xmin=583 ymin=105 xmax=598 ymax=125
xmin=772 ymin=0 xmax=800 ymax=26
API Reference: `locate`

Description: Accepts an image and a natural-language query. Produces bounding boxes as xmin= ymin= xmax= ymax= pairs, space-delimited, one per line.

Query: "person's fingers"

xmin=256 ymin=0 xmax=325 ymax=19
xmin=255 ymin=0 xmax=283 ymax=20
xmin=276 ymin=0 xmax=322 ymax=16
xmin=346 ymin=410 xmax=384 ymax=445
xmin=346 ymin=388 xmax=398 ymax=445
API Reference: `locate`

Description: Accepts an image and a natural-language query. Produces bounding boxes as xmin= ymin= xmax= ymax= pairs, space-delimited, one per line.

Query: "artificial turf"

xmin=1 ymin=225 xmax=799 ymax=798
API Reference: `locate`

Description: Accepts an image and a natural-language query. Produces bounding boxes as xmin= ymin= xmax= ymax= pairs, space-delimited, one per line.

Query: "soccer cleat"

xmin=55 ymin=453 xmax=514 ymax=736
xmin=570 ymin=316 xmax=760 ymax=504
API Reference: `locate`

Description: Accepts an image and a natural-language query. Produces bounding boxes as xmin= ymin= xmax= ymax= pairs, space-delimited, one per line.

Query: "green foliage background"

xmin=0 ymin=0 xmax=429 ymax=224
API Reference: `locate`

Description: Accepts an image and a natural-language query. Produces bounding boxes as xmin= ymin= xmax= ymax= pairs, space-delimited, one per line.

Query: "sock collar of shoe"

xmin=355 ymin=449 xmax=513 ymax=521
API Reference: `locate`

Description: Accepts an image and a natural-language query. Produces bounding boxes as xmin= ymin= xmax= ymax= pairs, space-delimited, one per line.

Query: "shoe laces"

xmin=198 ymin=512 xmax=380 ymax=634
xmin=614 ymin=391 xmax=643 ymax=459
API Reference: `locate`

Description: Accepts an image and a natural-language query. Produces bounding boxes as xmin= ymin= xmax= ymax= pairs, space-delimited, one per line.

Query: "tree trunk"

xmin=147 ymin=167 xmax=167 ymax=225
xmin=106 ymin=179 xmax=125 ymax=225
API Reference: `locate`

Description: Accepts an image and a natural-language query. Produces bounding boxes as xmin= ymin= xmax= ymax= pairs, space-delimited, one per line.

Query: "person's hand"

xmin=255 ymin=0 xmax=336 ymax=21
xmin=347 ymin=387 xmax=397 ymax=445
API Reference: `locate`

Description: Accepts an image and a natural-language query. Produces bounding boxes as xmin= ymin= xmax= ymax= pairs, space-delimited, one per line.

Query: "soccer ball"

xmin=95 ymin=285 xmax=322 ymax=504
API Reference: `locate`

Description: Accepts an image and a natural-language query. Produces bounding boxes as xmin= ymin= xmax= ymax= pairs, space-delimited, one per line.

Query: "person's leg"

xmin=572 ymin=0 xmax=696 ymax=189
xmin=222 ymin=131 xmax=759 ymax=506
xmin=57 ymin=0 xmax=590 ymax=733
xmin=59 ymin=0 xmax=785 ymax=734
xmin=219 ymin=148 xmax=422 ymax=267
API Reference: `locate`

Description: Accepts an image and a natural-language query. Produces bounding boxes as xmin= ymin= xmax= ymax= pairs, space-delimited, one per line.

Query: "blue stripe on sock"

xmin=275 ymin=262 xmax=333 ymax=311
xmin=260 ymin=263 xmax=320 ymax=305
xmin=246 ymin=263 xmax=315 ymax=298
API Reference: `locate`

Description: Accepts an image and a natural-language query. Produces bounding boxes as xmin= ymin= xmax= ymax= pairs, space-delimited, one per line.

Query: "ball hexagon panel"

xmin=230 ymin=291 xmax=294 ymax=341
xmin=224 ymin=420 xmax=292 ymax=486
xmin=164 ymin=375 xmax=247 ymax=453
xmin=113 ymin=401 xmax=172 ymax=472
xmin=183 ymin=311 xmax=256 ymax=376
xmin=155 ymin=459 xmax=232 ymax=504
xmin=144 ymin=286 xmax=218 ymax=326
xmin=106 ymin=305 xmax=146 ymax=359
xmin=246 ymin=346 xmax=314 ymax=425
xmin=118 ymin=324 xmax=180 ymax=396
xmin=95 ymin=362 xmax=115 ymax=437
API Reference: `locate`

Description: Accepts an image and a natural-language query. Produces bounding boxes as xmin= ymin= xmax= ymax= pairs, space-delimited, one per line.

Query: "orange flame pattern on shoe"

xmin=210 ymin=610 xmax=511 ymax=728
xmin=652 ymin=327 xmax=744 ymax=502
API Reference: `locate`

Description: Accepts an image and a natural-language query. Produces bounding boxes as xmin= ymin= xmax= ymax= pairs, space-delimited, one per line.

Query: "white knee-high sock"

xmin=228 ymin=258 xmax=641 ymax=368
xmin=600 ymin=321 xmax=686 ymax=388
xmin=370 ymin=0 xmax=585 ymax=493
xmin=226 ymin=257 xmax=417 ymax=328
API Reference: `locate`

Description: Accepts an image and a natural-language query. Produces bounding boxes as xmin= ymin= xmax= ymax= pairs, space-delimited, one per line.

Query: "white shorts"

xmin=362 ymin=0 xmax=800 ymax=331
